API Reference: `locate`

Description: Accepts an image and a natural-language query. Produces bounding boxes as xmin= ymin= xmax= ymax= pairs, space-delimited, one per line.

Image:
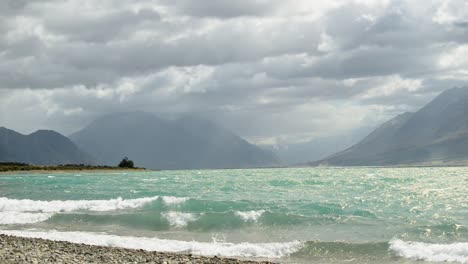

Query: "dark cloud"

xmin=44 ymin=8 xmax=161 ymax=43
xmin=0 ymin=0 xmax=48 ymax=14
xmin=0 ymin=0 xmax=467 ymax=144
xmin=159 ymin=0 xmax=279 ymax=18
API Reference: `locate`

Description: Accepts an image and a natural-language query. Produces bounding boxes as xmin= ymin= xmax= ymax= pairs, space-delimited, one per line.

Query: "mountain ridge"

xmin=310 ymin=87 xmax=468 ymax=166
xmin=0 ymin=128 xmax=94 ymax=165
xmin=70 ymin=112 xmax=280 ymax=169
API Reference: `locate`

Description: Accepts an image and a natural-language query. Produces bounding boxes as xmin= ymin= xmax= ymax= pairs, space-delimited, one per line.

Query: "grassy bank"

xmin=0 ymin=162 xmax=145 ymax=173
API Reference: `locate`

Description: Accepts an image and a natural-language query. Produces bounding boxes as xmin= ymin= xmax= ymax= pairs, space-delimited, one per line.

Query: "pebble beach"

xmin=0 ymin=234 xmax=275 ymax=264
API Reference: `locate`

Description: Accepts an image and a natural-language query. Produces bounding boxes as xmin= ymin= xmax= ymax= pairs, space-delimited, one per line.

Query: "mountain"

xmin=70 ymin=112 xmax=280 ymax=169
xmin=310 ymin=87 xmax=468 ymax=166
xmin=264 ymin=127 xmax=372 ymax=166
xmin=0 ymin=127 xmax=94 ymax=165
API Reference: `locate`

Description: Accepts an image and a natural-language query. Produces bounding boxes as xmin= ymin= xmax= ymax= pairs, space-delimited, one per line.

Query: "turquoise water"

xmin=0 ymin=167 xmax=467 ymax=263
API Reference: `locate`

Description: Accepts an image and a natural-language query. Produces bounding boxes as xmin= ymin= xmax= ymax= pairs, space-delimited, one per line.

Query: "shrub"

xmin=118 ymin=157 xmax=134 ymax=168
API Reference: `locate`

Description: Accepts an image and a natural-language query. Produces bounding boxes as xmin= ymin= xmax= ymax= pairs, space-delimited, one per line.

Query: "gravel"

xmin=0 ymin=234 xmax=276 ymax=264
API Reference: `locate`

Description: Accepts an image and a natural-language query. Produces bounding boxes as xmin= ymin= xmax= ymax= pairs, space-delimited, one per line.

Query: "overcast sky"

xmin=0 ymin=0 xmax=467 ymax=145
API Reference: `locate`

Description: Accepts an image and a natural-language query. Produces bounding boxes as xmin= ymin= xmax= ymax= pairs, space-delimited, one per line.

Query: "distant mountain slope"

xmin=0 ymin=127 xmax=94 ymax=165
xmin=264 ymin=127 xmax=371 ymax=166
xmin=311 ymin=87 xmax=468 ymax=166
xmin=70 ymin=112 xmax=280 ymax=169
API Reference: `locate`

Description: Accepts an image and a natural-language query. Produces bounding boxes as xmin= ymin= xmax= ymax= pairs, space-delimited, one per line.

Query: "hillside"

xmin=0 ymin=127 xmax=94 ymax=165
xmin=264 ymin=127 xmax=371 ymax=166
xmin=70 ymin=112 xmax=280 ymax=169
xmin=311 ymin=87 xmax=468 ymax=166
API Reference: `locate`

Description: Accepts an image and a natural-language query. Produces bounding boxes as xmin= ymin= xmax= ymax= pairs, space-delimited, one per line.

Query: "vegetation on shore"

xmin=118 ymin=157 xmax=134 ymax=168
xmin=0 ymin=162 xmax=144 ymax=172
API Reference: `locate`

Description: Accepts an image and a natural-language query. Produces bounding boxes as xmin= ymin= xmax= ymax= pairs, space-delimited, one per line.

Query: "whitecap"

xmin=389 ymin=239 xmax=468 ymax=263
xmin=141 ymin=178 xmax=158 ymax=182
xmin=235 ymin=210 xmax=266 ymax=222
xmin=0 ymin=196 xmax=159 ymax=213
xmin=0 ymin=230 xmax=304 ymax=258
xmin=161 ymin=211 xmax=198 ymax=227
xmin=161 ymin=196 xmax=189 ymax=205
xmin=0 ymin=212 xmax=53 ymax=225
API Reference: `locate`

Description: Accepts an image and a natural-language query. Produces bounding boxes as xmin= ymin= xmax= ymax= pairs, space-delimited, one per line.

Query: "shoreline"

xmin=0 ymin=168 xmax=148 ymax=175
xmin=0 ymin=234 xmax=275 ymax=264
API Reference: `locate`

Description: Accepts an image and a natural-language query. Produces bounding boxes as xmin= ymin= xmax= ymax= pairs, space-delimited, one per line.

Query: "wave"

xmin=3 ymin=228 xmax=465 ymax=262
xmin=0 ymin=195 xmax=192 ymax=225
xmin=0 ymin=196 xmax=159 ymax=213
xmin=161 ymin=212 xmax=199 ymax=227
xmin=389 ymin=239 xmax=468 ymax=263
xmin=0 ymin=212 xmax=53 ymax=224
xmin=160 ymin=196 xmax=189 ymax=205
xmin=234 ymin=210 xmax=266 ymax=222
xmin=0 ymin=230 xmax=303 ymax=258
xmin=44 ymin=210 xmax=318 ymax=231
xmin=0 ymin=196 xmax=166 ymax=225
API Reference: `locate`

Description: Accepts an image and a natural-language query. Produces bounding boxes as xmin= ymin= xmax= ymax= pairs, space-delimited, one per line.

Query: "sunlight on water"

xmin=1 ymin=167 xmax=467 ymax=263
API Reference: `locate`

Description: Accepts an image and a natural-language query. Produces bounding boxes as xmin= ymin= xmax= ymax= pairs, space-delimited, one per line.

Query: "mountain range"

xmin=265 ymin=127 xmax=372 ymax=165
xmin=69 ymin=112 xmax=279 ymax=169
xmin=0 ymin=127 xmax=93 ymax=165
xmin=0 ymin=113 xmax=279 ymax=169
xmin=2 ymin=87 xmax=468 ymax=168
xmin=310 ymin=87 xmax=468 ymax=166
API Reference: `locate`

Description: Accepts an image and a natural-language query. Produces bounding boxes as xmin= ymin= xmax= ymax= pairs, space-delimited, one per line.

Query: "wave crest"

xmin=161 ymin=212 xmax=198 ymax=227
xmin=0 ymin=196 xmax=159 ymax=213
xmin=234 ymin=210 xmax=266 ymax=222
xmin=161 ymin=196 xmax=189 ymax=205
xmin=390 ymin=239 xmax=468 ymax=263
xmin=0 ymin=230 xmax=304 ymax=258
xmin=0 ymin=212 xmax=53 ymax=225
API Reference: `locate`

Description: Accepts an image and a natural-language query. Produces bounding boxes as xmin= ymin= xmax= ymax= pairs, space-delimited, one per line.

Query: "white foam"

xmin=390 ymin=239 xmax=468 ymax=263
xmin=0 ymin=212 xmax=53 ymax=225
xmin=161 ymin=196 xmax=189 ymax=205
xmin=47 ymin=176 xmax=55 ymax=179
xmin=142 ymin=178 xmax=158 ymax=182
xmin=0 ymin=196 xmax=159 ymax=213
xmin=161 ymin=211 xmax=198 ymax=227
xmin=0 ymin=230 xmax=303 ymax=258
xmin=235 ymin=210 xmax=266 ymax=222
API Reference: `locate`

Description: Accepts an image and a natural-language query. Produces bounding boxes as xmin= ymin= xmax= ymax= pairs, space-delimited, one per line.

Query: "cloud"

xmin=44 ymin=8 xmax=161 ymax=43
xmin=159 ymin=0 xmax=279 ymax=18
xmin=0 ymin=0 xmax=467 ymax=145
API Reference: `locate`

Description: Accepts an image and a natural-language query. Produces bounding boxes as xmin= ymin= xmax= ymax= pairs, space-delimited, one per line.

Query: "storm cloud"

xmin=0 ymin=0 xmax=467 ymax=145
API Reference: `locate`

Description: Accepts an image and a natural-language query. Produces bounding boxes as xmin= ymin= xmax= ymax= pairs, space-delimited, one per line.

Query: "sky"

xmin=0 ymin=0 xmax=467 ymax=146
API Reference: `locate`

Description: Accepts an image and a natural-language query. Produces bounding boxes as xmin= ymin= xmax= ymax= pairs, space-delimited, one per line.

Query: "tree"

xmin=118 ymin=157 xmax=134 ymax=168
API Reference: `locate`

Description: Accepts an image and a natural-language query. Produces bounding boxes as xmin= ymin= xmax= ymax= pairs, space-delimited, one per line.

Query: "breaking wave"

xmin=234 ymin=210 xmax=266 ymax=222
xmin=0 ymin=230 xmax=304 ymax=259
xmin=389 ymin=239 xmax=468 ymax=263
xmin=0 ymin=196 xmax=159 ymax=213
xmin=0 ymin=196 xmax=182 ymax=225
xmin=160 ymin=196 xmax=189 ymax=205
xmin=161 ymin=211 xmax=199 ymax=227
xmin=0 ymin=212 xmax=53 ymax=225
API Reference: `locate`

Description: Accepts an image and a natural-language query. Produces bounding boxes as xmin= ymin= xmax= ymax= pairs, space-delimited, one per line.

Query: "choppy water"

xmin=0 ymin=167 xmax=467 ymax=263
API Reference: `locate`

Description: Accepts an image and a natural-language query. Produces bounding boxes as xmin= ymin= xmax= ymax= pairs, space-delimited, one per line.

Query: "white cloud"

xmin=318 ymin=32 xmax=337 ymax=52
xmin=358 ymin=75 xmax=423 ymax=100
xmin=438 ymin=44 xmax=468 ymax=69
xmin=432 ymin=0 xmax=468 ymax=25
xmin=0 ymin=0 xmax=467 ymax=144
